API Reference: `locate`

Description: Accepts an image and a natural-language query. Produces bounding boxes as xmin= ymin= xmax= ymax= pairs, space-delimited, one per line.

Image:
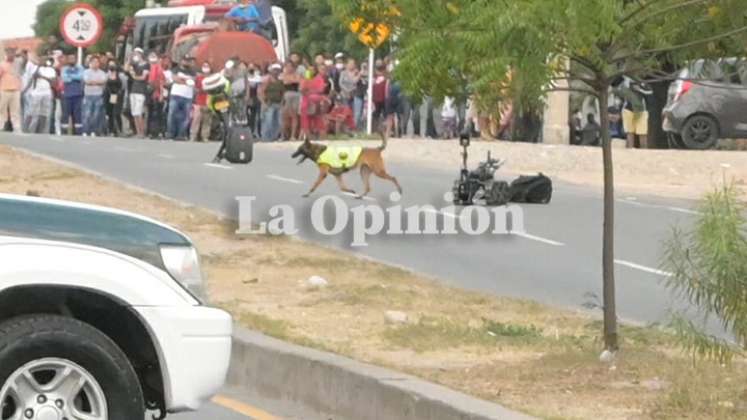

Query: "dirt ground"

xmin=2 ymin=145 xmax=746 ymax=420
xmin=267 ymin=138 xmax=747 ymax=201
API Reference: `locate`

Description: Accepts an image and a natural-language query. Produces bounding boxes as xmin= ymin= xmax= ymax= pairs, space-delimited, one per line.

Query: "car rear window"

xmin=685 ymin=58 xmax=747 ymax=85
xmin=0 ymin=198 xmax=190 ymax=270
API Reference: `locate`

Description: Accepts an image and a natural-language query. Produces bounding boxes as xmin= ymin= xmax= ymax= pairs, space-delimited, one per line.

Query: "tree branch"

xmin=618 ymin=0 xmax=673 ymax=25
xmin=614 ymin=24 xmax=747 ymax=63
xmin=622 ymin=0 xmax=708 ymax=28
xmin=543 ymin=86 xmax=599 ymax=96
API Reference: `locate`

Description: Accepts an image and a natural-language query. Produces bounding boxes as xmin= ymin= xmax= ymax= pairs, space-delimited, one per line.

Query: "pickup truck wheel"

xmin=0 ymin=315 xmax=144 ymax=420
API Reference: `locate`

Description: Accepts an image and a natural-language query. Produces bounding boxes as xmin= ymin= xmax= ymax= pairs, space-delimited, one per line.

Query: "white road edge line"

xmin=158 ymin=154 xmax=175 ymax=159
xmin=203 ymin=163 xmax=233 ymax=170
xmin=422 ymin=209 xmax=565 ymax=246
xmin=512 ymin=231 xmax=566 ymax=246
xmin=266 ymin=174 xmax=303 ymax=184
xmin=615 ymin=259 xmax=673 ymax=277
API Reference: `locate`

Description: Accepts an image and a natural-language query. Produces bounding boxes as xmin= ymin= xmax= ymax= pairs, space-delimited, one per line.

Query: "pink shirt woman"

xmin=300 ymin=64 xmax=327 ymax=138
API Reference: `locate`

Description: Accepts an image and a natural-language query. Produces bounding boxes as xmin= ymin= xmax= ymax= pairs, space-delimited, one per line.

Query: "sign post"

xmin=366 ymin=48 xmax=375 ymax=135
xmin=60 ymin=3 xmax=104 ymax=65
xmin=349 ymin=17 xmax=392 ymax=135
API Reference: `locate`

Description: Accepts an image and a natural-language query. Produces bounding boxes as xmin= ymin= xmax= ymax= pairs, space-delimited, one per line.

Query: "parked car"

xmin=0 ymin=193 xmax=232 ymax=419
xmin=663 ymin=58 xmax=747 ymax=149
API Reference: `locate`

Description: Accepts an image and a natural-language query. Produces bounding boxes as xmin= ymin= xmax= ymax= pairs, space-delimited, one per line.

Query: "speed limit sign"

xmin=59 ymin=3 xmax=104 ymax=48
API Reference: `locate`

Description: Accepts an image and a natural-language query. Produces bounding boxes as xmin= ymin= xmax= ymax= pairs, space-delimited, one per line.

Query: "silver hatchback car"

xmin=663 ymin=58 xmax=747 ymax=149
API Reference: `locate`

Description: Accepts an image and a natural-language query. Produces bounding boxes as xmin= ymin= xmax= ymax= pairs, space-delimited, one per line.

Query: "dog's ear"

xmin=303 ymin=137 xmax=311 ymax=145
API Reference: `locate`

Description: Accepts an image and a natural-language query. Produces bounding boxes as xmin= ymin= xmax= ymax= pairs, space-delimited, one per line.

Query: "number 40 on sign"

xmin=60 ymin=3 xmax=104 ymax=49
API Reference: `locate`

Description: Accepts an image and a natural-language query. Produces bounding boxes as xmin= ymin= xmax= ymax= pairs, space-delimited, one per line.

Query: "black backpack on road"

xmin=509 ymin=174 xmax=553 ymax=204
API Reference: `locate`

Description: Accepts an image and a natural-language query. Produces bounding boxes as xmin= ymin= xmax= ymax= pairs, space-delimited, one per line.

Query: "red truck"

xmin=117 ymin=0 xmax=288 ymax=69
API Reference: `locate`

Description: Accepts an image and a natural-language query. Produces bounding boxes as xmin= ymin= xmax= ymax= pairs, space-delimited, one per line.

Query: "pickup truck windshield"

xmin=0 ymin=197 xmax=190 ymax=270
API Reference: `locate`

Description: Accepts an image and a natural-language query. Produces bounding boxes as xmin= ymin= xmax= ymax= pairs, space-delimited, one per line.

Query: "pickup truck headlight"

xmin=160 ymin=245 xmax=206 ymax=303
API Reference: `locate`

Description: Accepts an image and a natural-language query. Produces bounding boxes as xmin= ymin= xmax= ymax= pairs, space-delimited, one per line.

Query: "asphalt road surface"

xmin=1 ymin=132 xmax=706 ymax=327
xmin=165 ymin=389 xmax=316 ymax=419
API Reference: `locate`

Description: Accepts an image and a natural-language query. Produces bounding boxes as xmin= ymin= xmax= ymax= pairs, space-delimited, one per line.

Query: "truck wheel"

xmin=681 ymin=115 xmax=719 ymax=150
xmin=0 ymin=315 xmax=144 ymax=420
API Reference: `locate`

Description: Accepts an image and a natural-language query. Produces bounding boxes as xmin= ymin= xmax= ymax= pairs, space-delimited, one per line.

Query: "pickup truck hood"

xmin=0 ymin=194 xmax=192 ymax=271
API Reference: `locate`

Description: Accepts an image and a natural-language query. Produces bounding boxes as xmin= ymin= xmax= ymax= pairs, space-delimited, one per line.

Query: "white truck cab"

xmin=0 ymin=193 xmax=232 ymax=420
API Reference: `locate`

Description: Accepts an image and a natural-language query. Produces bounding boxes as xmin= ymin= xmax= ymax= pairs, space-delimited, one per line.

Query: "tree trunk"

xmin=598 ymin=86 xmax=618 ymax=351
xmin=647 ymin=80 xmax=672 ymax=149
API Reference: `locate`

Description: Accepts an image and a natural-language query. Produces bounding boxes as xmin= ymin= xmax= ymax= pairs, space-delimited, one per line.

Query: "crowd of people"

xmin=0 ymin=43 xmax=478 ymax=144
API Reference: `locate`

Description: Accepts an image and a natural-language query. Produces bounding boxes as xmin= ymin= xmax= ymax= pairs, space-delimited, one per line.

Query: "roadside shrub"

xmin=663 ymin=185 xmax=747 ymax=363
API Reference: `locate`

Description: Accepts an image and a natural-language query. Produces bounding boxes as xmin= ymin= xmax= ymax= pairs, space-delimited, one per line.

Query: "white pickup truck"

xmin=0 ymin=193 xmax=232 ymax=420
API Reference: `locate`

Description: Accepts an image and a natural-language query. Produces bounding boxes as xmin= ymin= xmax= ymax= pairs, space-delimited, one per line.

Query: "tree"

xmin=293 ymin=0 xmax=368 ymax=60
xmin=34 ymin=0 xmax=146 ymax=53
xmin=331 ymin=0 xmax=747 ymax=352
xmin=664 ymin=185 xmax=747 ymax=363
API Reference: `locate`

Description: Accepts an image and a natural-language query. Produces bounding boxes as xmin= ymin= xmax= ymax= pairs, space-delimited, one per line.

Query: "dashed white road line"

xmin=423 ymin=208 xmax=462 ymax=219
xmin=423 ymin=208 xmax=458 ymax=219
xmin=618 ymin=198 xmax=700 ymax=216
xmin=203 ymin=163 xmax=233 ymax=170
xmin=341 ymin=192 xmax=376 ymax=202
xmin=158 ymin=153 xmax=175 ymax=159
xmin=615 ymin=259 xmax=673 ymax=277
xmin=265 ymin=175 xmax=377 ymax=201
xmin=440 ymin=210 xmax=459 ymax=219
xmin=266 ymin=174 xmax=303 ymax=184
xmin=511 ymin=231 xmax=566 ymax=246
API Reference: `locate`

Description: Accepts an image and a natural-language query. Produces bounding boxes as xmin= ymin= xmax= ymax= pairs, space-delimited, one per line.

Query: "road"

xmin=1 ymin=132 xmax=703 ymax=327
xmin=164 ymin=389 xmax=317 ymax=419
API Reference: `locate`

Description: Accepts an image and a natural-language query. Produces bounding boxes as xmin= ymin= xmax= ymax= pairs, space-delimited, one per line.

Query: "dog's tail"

xmin=378 ymin=129 xmax=388 ymax=151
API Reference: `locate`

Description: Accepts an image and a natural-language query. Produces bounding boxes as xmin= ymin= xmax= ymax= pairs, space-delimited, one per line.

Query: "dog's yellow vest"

xmin=317 ymin=146 xmax=363 ymax=170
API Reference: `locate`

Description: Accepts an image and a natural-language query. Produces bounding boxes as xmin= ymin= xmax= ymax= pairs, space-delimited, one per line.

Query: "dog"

xmin=291 ymin=134 xmax=402 ymax=198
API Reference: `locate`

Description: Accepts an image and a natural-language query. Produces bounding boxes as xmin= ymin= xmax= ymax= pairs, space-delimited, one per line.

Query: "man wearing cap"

xmin=225 ymin=0 xmax=261 ymax=34
xmin=0 ymin=48 xmax=23 ymax=132
xmin=23 ymin=55 xmax=57 ymax=134
xmin=259 ymin=63 xmax=284 ymax=141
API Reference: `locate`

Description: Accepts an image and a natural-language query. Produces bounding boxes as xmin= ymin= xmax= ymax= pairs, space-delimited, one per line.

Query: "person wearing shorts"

xmin=128 ymin=49 xmax=150 ymax=138
xmin=130 ymin=94 xmax=145 ymax=119
xmin=614 ymin=78 xmax=652 ymax=149
xmin=622 ymin=108 xmax=648 ymax=143
xmin=280 ymin=62 xmax=302 ymax=140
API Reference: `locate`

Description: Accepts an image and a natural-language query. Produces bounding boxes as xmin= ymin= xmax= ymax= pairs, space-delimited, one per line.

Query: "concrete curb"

xmin=227 ymin=327 xmax=536 ymax=420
